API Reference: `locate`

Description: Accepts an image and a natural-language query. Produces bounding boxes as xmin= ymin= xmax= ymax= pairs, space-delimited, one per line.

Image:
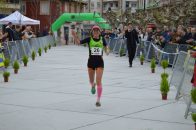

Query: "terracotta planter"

xmin=24 ymin=63 xmax=27 ymax=67
xmin=32 ymin=58 xmax=35 ymax=61
xmin=140 ymin=61 xmax=143 ymax=65
xmin=14 ymin=69 xmax=18 ymax=74
xmin=162 ymin=93 xmax=167 ymax=100
xmin=151 ymin=68 xmax=155 ymax=73
xmin=4 ymin=77 xmax=8 ymax=82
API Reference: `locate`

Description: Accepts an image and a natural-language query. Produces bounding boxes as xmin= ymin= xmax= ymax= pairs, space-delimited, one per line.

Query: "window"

xmin=115 ymin=2 xmax=118 ymax=7
xmin=126 ymin=1 xmax=129 ymax=8
xmin=21 ymin=1 xmax=26 ymax=14
xmin=110 ymin=3 xmax=113 ymax=7
xmin=132 ymin=3 xmax=137 ymax=7
xmin=40 ymin=1 xmax=50 ymax=15
xmin=97 ymin=2 xmax=100 ymax=8
xmin=91 ymin=2 xmax=94 ymax=9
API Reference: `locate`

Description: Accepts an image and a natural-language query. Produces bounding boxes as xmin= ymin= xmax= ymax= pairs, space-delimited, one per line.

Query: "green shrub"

xmin=140 ymin=54 xmax=145 ymax=62
xmin=161 ymin=73 xmax=169 ymax=79
xmin=3 ymin=58 xmax=10 ymax=68
xmin=3 ymin=71 xmax=10 ymax=78
xmin=151 ymin=58 xmax=156 ymax=69
xmin=54 ymin=42 xmax=57 ymax=47
xmin=48 ymin=44 xmax=51 ymax=49
xmin=31 ymin=51 xmax=36 ymax=61
xmin=160 ymin=77 xmax=170 ymax=95
xmin=192 ymin=113 xmax=196 ymax=122
xmin=191 ymin=88 xmax=196 ymax=104
xmin=38 ymin=48 xmax=42 ymax=56
xmin=120 ymin=49 xmax=125 ymax=57
xmin=161 ymin=60 xmax=168 ymax=73
xmin=44 ymin=46 xmax=48 ymax=53
xmin=22 ymin=55 xmax=28 ymax=66
xmin=13 ymin=60 xmax=20 ymax=70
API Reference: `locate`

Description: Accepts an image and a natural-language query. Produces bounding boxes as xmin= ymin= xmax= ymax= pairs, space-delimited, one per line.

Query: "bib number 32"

xmin=91 ymin=47 xmax=102 ymax=56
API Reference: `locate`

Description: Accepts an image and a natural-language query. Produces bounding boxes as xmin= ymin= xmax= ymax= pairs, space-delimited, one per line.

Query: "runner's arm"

xmin=103 ymin=37 xmax=110 ymax=55
xmin=72 ymin=30 xmax=90 ymax=45
xmin=71 ymin=30 xmax=80 ymax=45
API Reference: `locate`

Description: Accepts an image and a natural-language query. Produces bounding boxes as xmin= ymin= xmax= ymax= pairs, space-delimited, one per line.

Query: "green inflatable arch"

xmin=52 ymin=13 xmax=111 ymax=31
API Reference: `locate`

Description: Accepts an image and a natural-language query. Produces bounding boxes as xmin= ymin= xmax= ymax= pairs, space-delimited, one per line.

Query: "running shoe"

xmin=95 ymin=102 xmax=101 ymax=107
xmin=91 ymin=83 xmax=96 ymax=94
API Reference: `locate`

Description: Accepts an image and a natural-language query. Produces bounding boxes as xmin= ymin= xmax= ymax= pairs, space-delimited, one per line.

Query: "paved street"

xmin=0 ymin=45 xmax=193 ymax=130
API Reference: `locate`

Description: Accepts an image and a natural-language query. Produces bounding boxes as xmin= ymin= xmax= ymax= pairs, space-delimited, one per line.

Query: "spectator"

xmin=186 ymin=27 xmax=196 ymax=45
xmin=22 ymin=26 xmax=35 ymax=39
xmin=42 ymin=26 xmax=48 ymax=36
xmin=0 ymin=27 xmax=7 ymax=42
xmin=161 ymin=26 xmax=171 ymax=44
xmin=5 ymin=22 xmax=14 ymax=41
xmin=147 ymin=28 xmax=153 ymax=42
xmin=125 ymin=23 xmax=139 ymax=67
xmin=176 ymin=28 xmax=190 ymax=44
xmin=13 ymin=25 xmax=22 ymax=40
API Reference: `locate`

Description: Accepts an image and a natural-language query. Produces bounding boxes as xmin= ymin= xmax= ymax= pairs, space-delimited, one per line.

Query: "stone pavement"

xmin=0 ymin=45 xmax=193 ymax=130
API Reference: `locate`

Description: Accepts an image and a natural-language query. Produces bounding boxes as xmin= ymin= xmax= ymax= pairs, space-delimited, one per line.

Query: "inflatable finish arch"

xmin=51 ymin=13 xmax=111 ymax=31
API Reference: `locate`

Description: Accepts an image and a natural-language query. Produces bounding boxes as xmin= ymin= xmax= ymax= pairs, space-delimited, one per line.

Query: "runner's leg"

xmin=88 ymin=68 xmax=96 ymax=94
xmin=96 ymin=67 xmax=103 ymax=105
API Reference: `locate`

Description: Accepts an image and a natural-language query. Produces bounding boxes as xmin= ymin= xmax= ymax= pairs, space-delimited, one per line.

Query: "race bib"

xmin=91 ymin=47 xmax=102 ymax=56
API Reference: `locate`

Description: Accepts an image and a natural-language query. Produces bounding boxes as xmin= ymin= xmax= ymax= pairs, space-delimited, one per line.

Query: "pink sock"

xmin=90 ymin=82 xmax=94 ymax=87
xmin=97 ymin=85 xmax=102 ymax=102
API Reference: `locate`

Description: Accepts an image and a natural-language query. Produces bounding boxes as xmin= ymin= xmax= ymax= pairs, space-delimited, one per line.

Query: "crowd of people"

xmin=0 ymin=22 xmax=48 ymax=43
xmin=102 ymin=25 xmax=196 ymax=49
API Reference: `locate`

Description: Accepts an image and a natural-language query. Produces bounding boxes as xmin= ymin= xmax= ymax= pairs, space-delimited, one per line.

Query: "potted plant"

xmin=161 ymin=60 xmax=168 ymax=74
xmin=191 ymin=87 xmax=196 ymax=129
xmin=44 ymin=46 xmax=48 ymax=53
xmin=54 ymin=41 xmax=57 ymax=47
xmin=13 ymin=60 xmax=20 ymax=74
xmin=3 ymin=58 xmax=10 ymax=69
xmin=161 ymin=73 xmax=169 ymax=79
xmin=48 ymin=44 xmax=51 ymax=49
xmin=3 ymin=71 xmax=10 ymax=82
xmin=140 ymin=54 xmax=145 ymax=65
xmin=31 ymin=51 xmax=36 ymax=61
xmin=120 ymin=49 xmax=125 ymax=57
xmin=22 ymin=55 xmax=29 ymax=67
xmin=38 ymin=48 xmax=42 ymax=56
xmin=160 ymin=77 xmax=170 ymax=100
xmin=191 ymin=88 xmax=196 ymax=104
xmin=151 ymin=58 xmax=156 ymax=73
xmin=192 ymin=113 xmax=196 ymax=130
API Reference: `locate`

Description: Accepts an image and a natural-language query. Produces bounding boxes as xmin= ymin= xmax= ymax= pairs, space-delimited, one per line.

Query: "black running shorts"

xmin=87 ymin=56 xmax=104 ymax=70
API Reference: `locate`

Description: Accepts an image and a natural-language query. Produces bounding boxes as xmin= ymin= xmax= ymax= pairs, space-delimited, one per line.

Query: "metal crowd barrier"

xmin=108 ymin=37 xmax=127 ymax=56
xmin=1 ymin=35 xmax=55 ymax=65
xmin=170 ymin=51 xmax=190 ymax=100
xmin=170 ymin=51 xmax=196 ymax=118
xmin=108 ymin=37 xmax=190 ymax=67
xmin=145 ymin=42 xmax=179 ymax=67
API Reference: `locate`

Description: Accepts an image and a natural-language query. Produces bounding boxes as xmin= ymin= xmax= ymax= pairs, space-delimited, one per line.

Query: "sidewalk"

xmin=0 ymin=45 xmax=193 ymax=130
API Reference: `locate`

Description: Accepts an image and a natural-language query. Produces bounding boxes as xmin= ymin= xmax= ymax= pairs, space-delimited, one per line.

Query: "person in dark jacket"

xmin=125 ymin=23 xmax=139 ymax=67
xmin=5 ymin=22 xmax=14 ymax=41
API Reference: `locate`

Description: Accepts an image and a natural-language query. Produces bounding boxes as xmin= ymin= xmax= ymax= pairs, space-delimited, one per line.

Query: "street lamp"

xmin=144 ymin=0 xmax=146 ymax=11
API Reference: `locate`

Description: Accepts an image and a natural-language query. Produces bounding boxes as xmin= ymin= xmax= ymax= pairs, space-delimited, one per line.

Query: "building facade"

xmin=83 ymin=0 xmax=137 ymax=15
xmin=0 ymin=0 xmax=20 ymax=19
xmin=137 ymin=0 xmax=183 ymax=10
